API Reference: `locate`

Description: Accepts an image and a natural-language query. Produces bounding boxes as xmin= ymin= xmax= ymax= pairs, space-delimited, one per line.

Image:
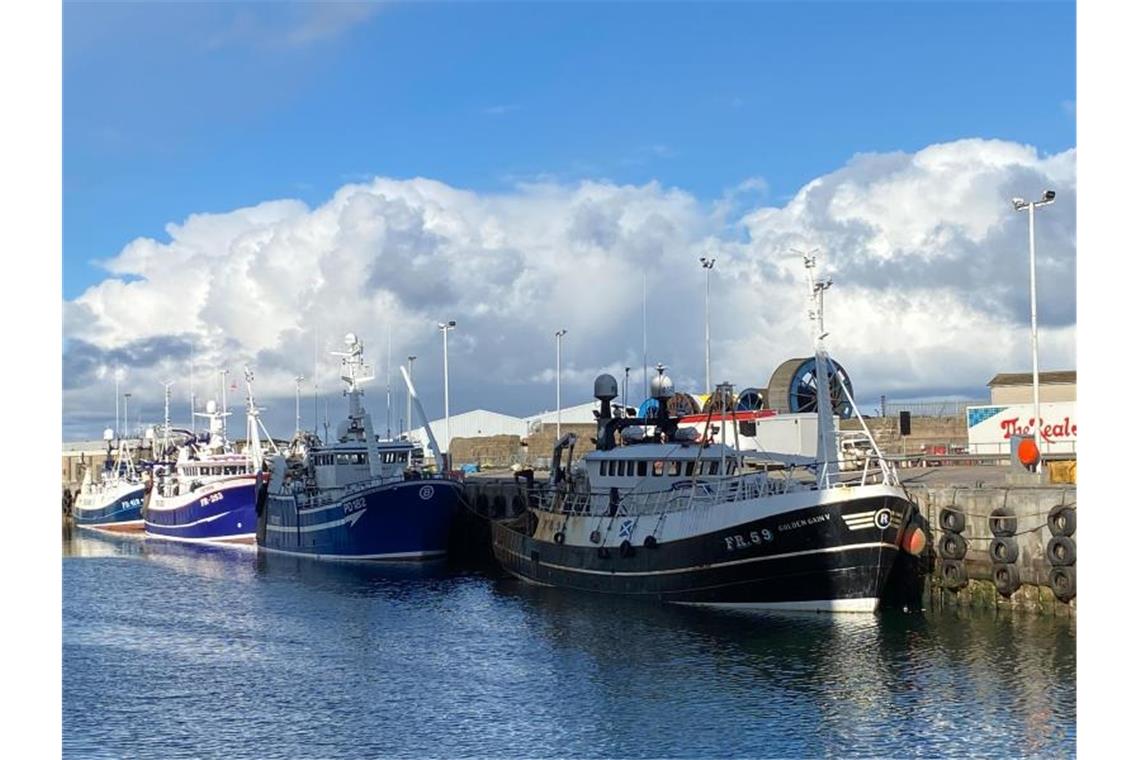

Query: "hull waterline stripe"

xmin=258 ymin=546 xmax=446 ymax=561
xmin=498 ymin=540 xmax=897 ymax=578
xmin=143 ymin=533 xmax=256 ymax=546
xmin=674 ymin=598 xmax=880 ymax=613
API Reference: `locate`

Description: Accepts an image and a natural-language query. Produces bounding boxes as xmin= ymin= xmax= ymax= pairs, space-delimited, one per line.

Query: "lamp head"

xmin=1012 ymin=197 xmax=1028 ymax=211
xmin=1042 ymin=189 xmax=1056 ymax=203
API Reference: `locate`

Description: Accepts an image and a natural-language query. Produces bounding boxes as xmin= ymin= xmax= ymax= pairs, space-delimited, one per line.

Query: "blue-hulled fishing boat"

xmin=260 ymin=332 xmax=460 ymax=560
xmin=145 ymin=370 xmax=277 ymax=545
xmin=73 ymin=430 xmax=146 ymax=532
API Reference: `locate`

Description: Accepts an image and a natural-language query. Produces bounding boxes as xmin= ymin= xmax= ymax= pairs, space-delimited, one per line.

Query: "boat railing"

xmin=540 ymin=470 xmax=809 ymax=518
xmin=538 ymin=454 xmax=899 ymax=518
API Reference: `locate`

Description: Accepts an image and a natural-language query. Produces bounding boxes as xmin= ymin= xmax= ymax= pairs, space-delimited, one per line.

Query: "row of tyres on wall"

xmin=936 ymin=501 xmax=1077 ymax=603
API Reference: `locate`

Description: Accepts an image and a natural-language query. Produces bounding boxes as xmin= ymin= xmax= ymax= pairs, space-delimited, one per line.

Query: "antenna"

xmin=189 ymin=338 xmax=196 ymax=430
xmin=792 ymin=247 xmax=831 ymax=347
xmin=294 ymin=375 xmax=305 ymax=437
xmin=642 ymin=272 xmax=648 ymax=400
xmin=162 ymin=380 xmax=174 ymax=456
xmin=220 ymin=369 xmax=229 ymax=440
xmin=313 ymin=324 xmax=319 ymax=433
xmin=386 ymin=325 xmax=392 ymax=440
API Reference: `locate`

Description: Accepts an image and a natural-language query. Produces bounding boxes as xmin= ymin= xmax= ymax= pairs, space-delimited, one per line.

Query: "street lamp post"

xmin=555 ymin=329 xmax=567 ymax=439
xmin=406 ymin=355 xmax=416 ymax=436
xmin=437 ymin=321 xmax=456 ymax=463
xmin=1012 ymin=190 xmax=1056 ymax=476
xmin=123 ymin=392 xmax=131 ymax=440
xmin=700 ymin=257 xmax=716 ymax=394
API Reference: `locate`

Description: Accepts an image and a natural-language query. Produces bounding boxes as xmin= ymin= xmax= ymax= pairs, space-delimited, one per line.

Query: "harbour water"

xmin=64 ymin=529 xmax=1075 ymax=758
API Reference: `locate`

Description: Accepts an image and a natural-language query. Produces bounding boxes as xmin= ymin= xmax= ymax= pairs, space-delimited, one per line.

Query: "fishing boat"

xmin=259 ymin=333 xmax=461 ymax=561
xmin=144 ymin=370 xmax=275 ymax=545
xmin=72 ymin=429 xmax=146 ymax=532
xmin=491 ymin=257 xmax=922 ymax=613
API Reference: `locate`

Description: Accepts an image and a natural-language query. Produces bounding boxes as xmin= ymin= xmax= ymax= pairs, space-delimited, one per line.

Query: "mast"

xmin=386 ymin=325 xmax=392 ymax=440
xmin=331 ymin=333 xmax=382 ymax=478
xmin=798 ymin=249 xmax=838 ymax=487
xmin=242 ymin=367 xmax=279 ymax=471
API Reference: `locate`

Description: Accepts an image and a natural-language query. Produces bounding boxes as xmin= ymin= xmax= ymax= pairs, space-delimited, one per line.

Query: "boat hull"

xmin=492 ymin=492 xmax=914 ymax=612
xmin=144 ymin=476 xmax=259 ymax=544
xmin=73 ymin=483 xmax=146 ymax=531
xmin=259 ymin=479 xmax=461 ymax=560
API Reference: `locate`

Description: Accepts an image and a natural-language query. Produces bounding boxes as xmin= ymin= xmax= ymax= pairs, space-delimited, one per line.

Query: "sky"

xmin=61 ymin=1 xmax=1077 ymax=440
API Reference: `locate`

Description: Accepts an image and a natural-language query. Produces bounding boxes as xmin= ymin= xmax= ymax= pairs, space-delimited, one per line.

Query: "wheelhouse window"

xmin=653 ymin=461 xmax=664 ymax=476
xmin=617 ymin=461 xmax=626 ymax=477
xmin=637 ymin=461 xmax=647 ymax=477
xmin=668 ymin=461 xmax=681 ymax=477
xmin=685 ymin=462 xmax=695 ymax=477
xmin=708 ymin=462 xmax=719 ymax=475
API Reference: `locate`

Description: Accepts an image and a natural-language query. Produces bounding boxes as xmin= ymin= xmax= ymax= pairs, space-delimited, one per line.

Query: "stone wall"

xmin=841 ymin=415 xmax=967 ymax=455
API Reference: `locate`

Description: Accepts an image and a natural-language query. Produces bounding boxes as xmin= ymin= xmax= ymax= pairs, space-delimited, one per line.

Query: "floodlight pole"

xmin=700 ymin=257 xmax=716 ymax=394
xmin=1013 ymin=191 xmax=1056 ymax=478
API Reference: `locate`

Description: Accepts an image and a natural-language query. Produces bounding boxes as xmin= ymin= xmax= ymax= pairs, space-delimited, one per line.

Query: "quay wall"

xmin=908 ymin=482 xmax=1077 ymax=616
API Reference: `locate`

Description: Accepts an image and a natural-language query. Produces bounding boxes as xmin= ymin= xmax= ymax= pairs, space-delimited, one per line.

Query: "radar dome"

xmin=593 ymin=374 xmax=618 ymax=401
xmin=102 ymin=428 xmax=115 ymax=441
xmin=345 ymin=332 xmax=358 ymax=346
xmin=206 ymin=399 xmax=218 ymax=414
xmin=650 ymin=373 xmax=674 ymax=400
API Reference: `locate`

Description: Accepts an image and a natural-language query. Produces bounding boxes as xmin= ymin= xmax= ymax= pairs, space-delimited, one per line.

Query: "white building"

xmin=407 ymin=400 xmax=602 ymax=455
xmin=407 ymin=409 xmax=528 ymax=454
xmin=522 ymin=400 xmax=600 ymax=434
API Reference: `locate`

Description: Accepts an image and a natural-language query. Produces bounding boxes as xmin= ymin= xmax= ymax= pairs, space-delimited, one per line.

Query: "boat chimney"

xmin=650 ymin=364 xmax=674 ymax=425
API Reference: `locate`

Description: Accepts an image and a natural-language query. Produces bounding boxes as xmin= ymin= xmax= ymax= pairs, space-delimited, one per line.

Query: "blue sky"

xmin=64 ymin=1 xmax=1075 ymax=299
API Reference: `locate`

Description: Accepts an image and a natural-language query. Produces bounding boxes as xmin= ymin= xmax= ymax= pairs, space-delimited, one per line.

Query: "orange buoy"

xmin=1018 ymin=438 xmax=1040 ymax=467
xmin=901 ymin=524 xmax=927 ymax=557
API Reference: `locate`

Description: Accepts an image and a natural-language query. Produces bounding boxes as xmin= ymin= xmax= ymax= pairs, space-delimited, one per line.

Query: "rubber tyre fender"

xmin=939 ymin=507 xmax=966 ymax=534
xmin=619 ymin=539 xmax=634 ymax=558
xmin=589 ymin=530 xmax=601 ymax=544
xmin=553 ymin=531 xmax=565 ymax=545
xmin=993 ymin=564 xmax=1021 ymax=597
xmin=989 ymin=507 xmax=1017 ymax=537
xmin=597 ymin=546 xmax=610 ymax=559
xmin=938 ymin=532 xmax=968 ymax=561
xmin=1047 ymin=536 xmax=1076 ymax=566
xmin=1050 ymin=565 xmax=1076 ymax=602
xmin=1048 ymin=505 xmax=1076 ymax=537
xmin=940 ymin=559 xmax=967 ymax=590
xmin=644 ymin=535 xmax=658 ymax=549
xmin=988 ymin=537 xmax=1019 ymax=565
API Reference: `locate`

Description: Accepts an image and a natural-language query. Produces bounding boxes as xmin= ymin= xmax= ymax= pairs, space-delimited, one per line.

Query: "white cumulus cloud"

xmin=63 ymin=138 xmax=1075 ymax=439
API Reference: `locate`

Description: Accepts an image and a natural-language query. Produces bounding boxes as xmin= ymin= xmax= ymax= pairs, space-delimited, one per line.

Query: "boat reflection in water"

xmin=491 ymin=579 xmax=1075 ymax=757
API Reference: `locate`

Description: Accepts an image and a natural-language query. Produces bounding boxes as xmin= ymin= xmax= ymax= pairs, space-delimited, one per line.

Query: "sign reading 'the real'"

xmin=966 ymin=401 xmax=1077 ymax=455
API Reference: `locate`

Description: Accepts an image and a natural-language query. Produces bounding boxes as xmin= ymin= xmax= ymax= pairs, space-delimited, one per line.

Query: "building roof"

xmin=987 ymin=371 xmax=1077 ymax=387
